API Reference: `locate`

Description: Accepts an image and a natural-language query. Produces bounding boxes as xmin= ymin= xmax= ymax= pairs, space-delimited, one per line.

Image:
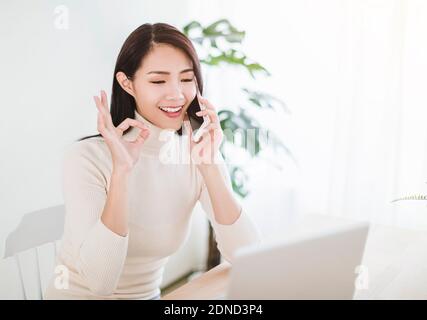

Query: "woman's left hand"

xmin=184 ymin=94 xmax=224 ymax=169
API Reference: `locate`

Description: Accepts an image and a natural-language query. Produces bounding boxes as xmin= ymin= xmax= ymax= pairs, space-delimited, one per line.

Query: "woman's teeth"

xmin=159 ymin=106 xmax=183 ymax=113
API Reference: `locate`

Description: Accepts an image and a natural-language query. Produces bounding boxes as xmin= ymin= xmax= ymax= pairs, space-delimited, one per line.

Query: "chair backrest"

xmin=1 ymin=205 xmax=65 ymax=299
xmin=4 ymin=205 xmax=65 ymax=258
xmin=0 ymin=240 xmax=61 ymax=299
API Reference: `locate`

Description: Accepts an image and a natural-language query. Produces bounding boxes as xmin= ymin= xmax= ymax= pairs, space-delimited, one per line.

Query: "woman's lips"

xmin=159 ymin=106 xmax=183 ymax=118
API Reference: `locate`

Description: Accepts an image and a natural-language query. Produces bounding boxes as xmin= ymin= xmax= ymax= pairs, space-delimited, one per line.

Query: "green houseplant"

xmin=181 ymin=19 xmax=294 ymax=270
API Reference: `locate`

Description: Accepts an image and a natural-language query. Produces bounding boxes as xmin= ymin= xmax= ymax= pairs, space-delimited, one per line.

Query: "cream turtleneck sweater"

xmin=44 ymin=110 xmax=261 ymax=300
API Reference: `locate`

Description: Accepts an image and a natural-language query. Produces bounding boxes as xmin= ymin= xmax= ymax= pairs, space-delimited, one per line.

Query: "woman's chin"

xmin=158 ymin=113 xmax=186 ymax=131
xmin=158 ymin=121 xmax=182 ymax=132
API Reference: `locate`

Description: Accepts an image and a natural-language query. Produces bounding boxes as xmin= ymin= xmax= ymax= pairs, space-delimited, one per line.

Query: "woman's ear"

xmin=116 ymin=71 xmax=135 ymax=97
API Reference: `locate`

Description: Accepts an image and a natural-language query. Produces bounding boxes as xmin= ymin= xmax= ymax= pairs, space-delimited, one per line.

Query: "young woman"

xmin=44 ymin=23 xmax=261 ymax=300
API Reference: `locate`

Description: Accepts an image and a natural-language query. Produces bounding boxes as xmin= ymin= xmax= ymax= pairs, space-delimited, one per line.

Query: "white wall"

xmin=0 ymin=0 xmax=193 ymax=257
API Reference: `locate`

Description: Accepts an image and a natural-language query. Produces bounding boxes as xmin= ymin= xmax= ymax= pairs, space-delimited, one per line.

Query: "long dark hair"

xmin=79 ymin=22 xmax=203 ymax=141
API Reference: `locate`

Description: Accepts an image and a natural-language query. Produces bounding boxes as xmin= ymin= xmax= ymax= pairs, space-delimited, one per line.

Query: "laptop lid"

xmin=226 ymin=221 xmax=370 ymax=299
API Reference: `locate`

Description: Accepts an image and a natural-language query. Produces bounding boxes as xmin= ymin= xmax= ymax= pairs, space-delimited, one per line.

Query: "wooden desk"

xmin=162 ymin=262 xmax=231 ymax=300
xmin=163 ymin=214 xmax=427 ymax=300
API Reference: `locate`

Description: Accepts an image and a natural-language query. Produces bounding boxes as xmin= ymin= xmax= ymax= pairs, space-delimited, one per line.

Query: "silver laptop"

xmin=225 ymin=221 xmax=370 ymax=300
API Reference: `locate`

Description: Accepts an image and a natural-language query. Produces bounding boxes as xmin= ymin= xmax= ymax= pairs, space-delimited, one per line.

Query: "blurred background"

xmin=1 ymin=0 xmax=427 ymax=298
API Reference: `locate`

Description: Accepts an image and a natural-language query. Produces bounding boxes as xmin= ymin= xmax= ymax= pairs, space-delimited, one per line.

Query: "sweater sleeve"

xmin=198 ymin=156 xmax=262 ymax=264
xmin=62 ymin=142 xmax=128 ymax=296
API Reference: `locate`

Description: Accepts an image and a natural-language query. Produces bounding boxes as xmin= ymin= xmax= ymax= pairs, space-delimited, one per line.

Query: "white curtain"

xmin=321 ymin=0 xmax=427 ymax=231
xmin=188 ymin=0 xmax=427 ymax=234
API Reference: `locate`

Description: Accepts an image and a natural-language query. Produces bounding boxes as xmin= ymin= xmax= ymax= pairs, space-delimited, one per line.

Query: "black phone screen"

xmin=187 ymin=95 xmax=204 ymax=131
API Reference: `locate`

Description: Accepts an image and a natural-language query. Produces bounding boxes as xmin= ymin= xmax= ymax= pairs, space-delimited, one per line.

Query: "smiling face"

xmin=116 ymin=43 xmax=197 ymax=131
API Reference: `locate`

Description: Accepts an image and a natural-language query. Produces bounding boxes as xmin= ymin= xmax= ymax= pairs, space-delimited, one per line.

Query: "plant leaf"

xmin=391 ymin=194 xmax=427 ymax=203
xmin=242 ymin=88 xmax=290 ymax=114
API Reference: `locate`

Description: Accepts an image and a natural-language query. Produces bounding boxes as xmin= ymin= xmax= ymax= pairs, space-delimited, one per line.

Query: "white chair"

xmin=3 ymin=205 xmax=65 ymax=258
xmin=0 ymin=240 xmax=61 ymax=299
xmin=0 ymin=205 xmax=65 ymax=300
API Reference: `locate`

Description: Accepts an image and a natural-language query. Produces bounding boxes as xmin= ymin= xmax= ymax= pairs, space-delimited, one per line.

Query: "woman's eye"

xmin=150 ymin=78 xmax=193 ymax=84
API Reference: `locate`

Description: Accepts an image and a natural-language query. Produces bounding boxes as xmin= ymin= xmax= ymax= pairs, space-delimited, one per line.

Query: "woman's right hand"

xmin=93 ymin=90 xmax=150 ymax=173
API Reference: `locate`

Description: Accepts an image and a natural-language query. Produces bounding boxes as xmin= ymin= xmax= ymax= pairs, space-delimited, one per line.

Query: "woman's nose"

xmin=165 ymin=82 xmax=185 ymax=100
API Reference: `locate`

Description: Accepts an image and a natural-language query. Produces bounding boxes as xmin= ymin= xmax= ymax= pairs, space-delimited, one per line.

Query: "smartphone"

xmin=186 ymin=78 xmax=210 ymax=142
